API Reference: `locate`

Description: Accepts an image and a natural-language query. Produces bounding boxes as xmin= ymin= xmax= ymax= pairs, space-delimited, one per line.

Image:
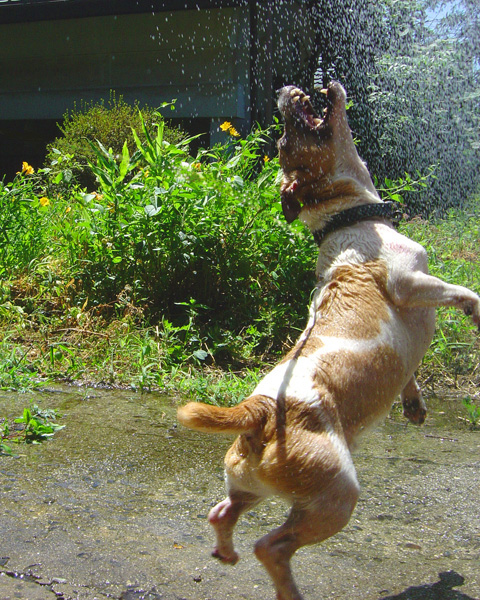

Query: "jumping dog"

xmin=177 ymin=81 xmax=480 ymax=600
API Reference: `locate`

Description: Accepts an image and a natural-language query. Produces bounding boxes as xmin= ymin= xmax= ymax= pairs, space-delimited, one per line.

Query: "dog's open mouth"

xmin=278 ymin=85 xmax=333 ymax=133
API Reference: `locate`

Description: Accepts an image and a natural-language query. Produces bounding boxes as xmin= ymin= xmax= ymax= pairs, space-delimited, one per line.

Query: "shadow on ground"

xmin=380 ymin=571 xmax=477 ymax=600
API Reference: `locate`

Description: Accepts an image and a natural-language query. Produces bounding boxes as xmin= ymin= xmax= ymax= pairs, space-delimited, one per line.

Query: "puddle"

xmin=1 ymin=386 xmax=479 ymax=599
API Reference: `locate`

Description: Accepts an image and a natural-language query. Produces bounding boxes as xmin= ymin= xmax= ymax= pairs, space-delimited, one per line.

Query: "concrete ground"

xmin=1 ymin=385 xmax=479 ymax=600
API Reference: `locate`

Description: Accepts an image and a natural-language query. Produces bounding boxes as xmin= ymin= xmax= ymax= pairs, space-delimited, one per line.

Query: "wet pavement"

xmin=1 ymin=385 xmax=479 ymax=600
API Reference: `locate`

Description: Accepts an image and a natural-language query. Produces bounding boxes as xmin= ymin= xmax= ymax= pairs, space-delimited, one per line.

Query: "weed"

xmin=0 ymin=402 xmax=64 ymax=454
xmin=156 ymin=364 xmax=261 ymax=406
xmin=0 ymin=336 xmax=44 ymax=392
xmin=375 ymin=167 xmax=435 ymax=207
xmin=0 ymin=172 xmax=55 ymax=276
xmin=462 ymin=396 xmax=480 ymax=429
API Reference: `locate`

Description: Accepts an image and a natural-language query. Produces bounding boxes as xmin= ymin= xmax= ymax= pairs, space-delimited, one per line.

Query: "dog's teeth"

xmin=293 ymin=95 xmax=301 ymax=103
xmin=323 ymin=107 xmax=328 ymax=114
xmin=290 ymin=88 xmax=300 ymax=97
xmin=320 ymin=88 xmax=328 ymax=95
xmin=314 ymin=117 xmax=323 ymax=125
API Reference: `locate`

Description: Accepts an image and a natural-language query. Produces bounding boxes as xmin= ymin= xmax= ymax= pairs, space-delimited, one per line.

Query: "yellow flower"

xmin=65 ymin=206 xmax=72 ymax=214
xmin=17 ymin=161 xmax=34 ymax=176
xmin=193 ymin=162 xmax=202 ymax=170
xmin=263 ymin=155 xmax=270 ymax=163
xmin=220 ymin=121 xmax=241 ymax=137
xmin=39 ymin=196 xmax=50 ymax=207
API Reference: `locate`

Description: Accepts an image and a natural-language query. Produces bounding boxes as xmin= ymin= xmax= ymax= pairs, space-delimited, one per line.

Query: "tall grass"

xmin=0 ymin=113 xmax=478 ymax=404
xmin=400 ymin=207 xmax=480 ymax=384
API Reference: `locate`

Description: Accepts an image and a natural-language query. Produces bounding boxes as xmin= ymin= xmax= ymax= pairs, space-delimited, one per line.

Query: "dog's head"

xmin=277 ymin=82 xmax=378 ymax=224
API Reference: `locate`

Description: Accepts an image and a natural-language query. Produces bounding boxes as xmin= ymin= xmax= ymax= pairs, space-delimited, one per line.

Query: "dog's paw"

xmin=461 ymin=295 xmax=480 ymax=330
xmin=212 ymin=548 xmax=239 ymax=565
xmin=402 ymin=397 xmax=427 ymax=425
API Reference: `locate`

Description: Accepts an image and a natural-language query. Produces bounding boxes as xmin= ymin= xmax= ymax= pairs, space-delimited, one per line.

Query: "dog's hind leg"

xmin=401 ymin=375 xmax=426 ymax=425
xmin=254 ymin=472 xmax=359 ymax=600
xmin=209 ymin=489 xmax=261 ymax=564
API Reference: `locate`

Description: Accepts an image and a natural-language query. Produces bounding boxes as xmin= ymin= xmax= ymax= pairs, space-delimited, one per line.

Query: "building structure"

xmin=0 ymin=0 xmax=320 ymax=178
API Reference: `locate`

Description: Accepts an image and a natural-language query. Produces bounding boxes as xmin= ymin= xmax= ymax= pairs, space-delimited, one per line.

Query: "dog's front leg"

xmin=389 ymin=271 xmax=480 ymax=328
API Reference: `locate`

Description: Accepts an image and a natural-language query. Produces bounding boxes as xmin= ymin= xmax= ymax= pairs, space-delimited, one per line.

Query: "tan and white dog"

xmin=177 ymin=81 xmax=480 ymax=600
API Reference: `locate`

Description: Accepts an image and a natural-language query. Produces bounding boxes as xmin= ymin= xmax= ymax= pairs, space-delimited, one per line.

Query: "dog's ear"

xmin=281 ymin=188 xmax=301 ymax=223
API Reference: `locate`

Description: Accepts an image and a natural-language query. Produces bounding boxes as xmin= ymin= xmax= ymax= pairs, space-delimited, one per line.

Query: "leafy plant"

xmin=462 ymin=396 xmax=480 ymax=429
xmin=0 ymin=403 xmax=64 ymax=454
xmin=0 ymin=336 xmax=44 ymax=392
xmin=44 ymin=94 xmax=186 ymax=189
xmin=0 ymin=421 xmax=13 ymax=455
xmin=375 ymin=167 xmax=436 ymax=209
xmin=0 ymin=168 xmax=56 ymax=276
xmin=52 ymin=114 xmax=316 ymax=356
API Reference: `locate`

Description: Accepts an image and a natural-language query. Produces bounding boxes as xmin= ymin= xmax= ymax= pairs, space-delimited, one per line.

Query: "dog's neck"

xmin=299 ymin=179 xmax=382 ymax=234
xmin=297 ymin=178 xmax=400 ymax=280
xmin=311 ymin=202 xmax=400 ymax=247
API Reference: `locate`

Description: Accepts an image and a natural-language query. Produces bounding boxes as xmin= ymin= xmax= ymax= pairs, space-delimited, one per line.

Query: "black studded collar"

xmin=312 ymin=202 xmax=402 ymax=247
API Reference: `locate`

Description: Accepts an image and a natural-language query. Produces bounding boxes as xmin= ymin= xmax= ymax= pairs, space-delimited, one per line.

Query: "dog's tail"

xmin=177 ymin=395 xmax=271 ymax=434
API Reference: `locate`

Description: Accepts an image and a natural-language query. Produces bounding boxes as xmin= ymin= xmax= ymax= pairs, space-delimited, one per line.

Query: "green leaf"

xmin=118 ymin=141 xmax=130 ymax=181
xmin=193 ymin=349 xmax=209 ymax=361
xmin=145 ymin=205 xmax=161 ymax=217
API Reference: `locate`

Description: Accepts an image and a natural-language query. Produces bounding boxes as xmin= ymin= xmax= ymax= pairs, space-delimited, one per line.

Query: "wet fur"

xmin=177 ymin=82 xmax=480 ymax=600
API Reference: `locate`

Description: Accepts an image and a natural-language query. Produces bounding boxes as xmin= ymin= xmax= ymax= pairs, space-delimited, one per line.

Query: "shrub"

xmin=59 ymin=118 xmax=317 ymax=359
xmin=44 ymin=94 xmax=187 ymax=189
xmin=0 ymin=116 xmax=319 ymax=371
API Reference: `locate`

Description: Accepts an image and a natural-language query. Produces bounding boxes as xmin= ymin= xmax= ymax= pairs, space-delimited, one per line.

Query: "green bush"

xmin=58 ymin=118 xmax=317 ymax=358
xmin=44 ymin=94 xmax=187 ymax=189
xmin=1 ymin=115 xmax=319 ymax=367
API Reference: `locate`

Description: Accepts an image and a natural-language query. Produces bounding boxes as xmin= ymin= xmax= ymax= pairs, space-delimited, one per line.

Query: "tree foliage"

xmin=365 ymin=0 xmax=479 ymax=213
xmin=311 ymin=0 xmax=480 ymax=214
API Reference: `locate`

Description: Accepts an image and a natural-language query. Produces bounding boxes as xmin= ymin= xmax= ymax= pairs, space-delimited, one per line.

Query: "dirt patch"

xmin=1 ymin=386 xmax=479 ymax=599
